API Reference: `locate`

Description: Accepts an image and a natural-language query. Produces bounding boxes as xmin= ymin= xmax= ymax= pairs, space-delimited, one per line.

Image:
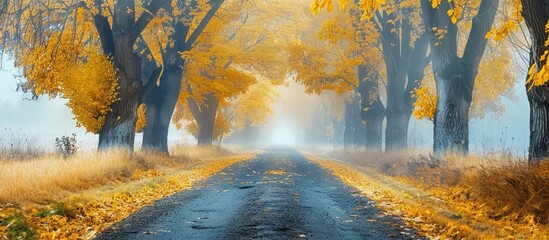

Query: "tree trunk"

xmin=343 ymin=98 xmax=356 ymax=150
xmin=354 ymin=95 xmax=367 ymax=149
xmin=93 ymin=0 xmax=165 ymax=151
xmin=140 ymin=0 xmax=223 ymax=153
xmin=432 ymin=63 xmax=471 ymax=153
xmin=358 ymin=65 xmax=385 ymax=151
xmin=97 ymin=27 xmax=141 ymax=150
xmin=384 ymin=63 xmax=408 ymax=151
xmin=521 ymin=0 xmax=549 ymax=164
xmin=330 ymin=116 xmax=344 ymax=149
xmin=188 ymin=93 xmax=219 ymax=146
xmin=197 ymin=119 xmax=215 ymax=146
xmin=142 ymin=67 xmax=182 ymax=153
xmin=421 ymin=0 xmax=499 ymax=155
xmin=378 ymin=11 xmax=412 ymax=151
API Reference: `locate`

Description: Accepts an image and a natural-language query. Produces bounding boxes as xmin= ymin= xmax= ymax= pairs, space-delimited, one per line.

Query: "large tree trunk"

xmin=188 ymin=93 xmax=219 ymax=146
xmin=432 ymin=63 xmax=471 ymax=153
xmin=358 ymin=65 xmax=385 ymax=151
xmin=142 ymin=67 xmax=182 ymax=153
xmin=421 ymin=0 xmax=499 ymax=155
xmin=97 ymin=3 xmax=141 ymax=150
xmin=384 ymin=63 xmax=408 ymax=150
xmin=521 ymin=0 xmax=549 ymax=164
xmin=353 ymin=92 xmax=367 ymax=149
xmin=93 ymin=0 xmax=165 ymax=151
xmin=378 ymin=11 xmax=412 ymax=151
xmin=141 ymin=0 xmax=223 ymax=153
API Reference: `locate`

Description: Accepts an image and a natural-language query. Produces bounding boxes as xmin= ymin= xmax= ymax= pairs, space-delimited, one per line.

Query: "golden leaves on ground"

xmin=264 ymin=169 xmax=287 ymax=175
xmin=307 ymin=155 xmax=548 ymax=239
xmin=0 ymin=154 xmax=254 ymax=239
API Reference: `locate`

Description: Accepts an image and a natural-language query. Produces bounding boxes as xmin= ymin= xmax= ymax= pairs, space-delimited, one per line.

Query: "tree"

xmin=174 ymin=0 xmax=289 ymax=145
xmin=92 ymin=0 xmax=166 ymax=150
xmin=141 ymin=0 xmax=225 ymax=153
xmin=520 ymin=0 xmax=549 ymax=163
xmin=0 ymin=0 xmax=167 ymax=150
xmin=412 ymin=40 xmax=518 ymax=122
xmin=290 ymin=4 xmax=389 ymax=150
xmin=420 ymin=0 xmax=500 ymax=154
xmin=312 ymin=0 xmax=430 ymax=151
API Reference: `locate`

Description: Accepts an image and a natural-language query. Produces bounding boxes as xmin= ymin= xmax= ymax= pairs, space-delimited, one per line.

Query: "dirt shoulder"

xmin=0 ymin=153 xmax=256 ymax=239
xmin=306 ymin=154 xmax=548 ymax=239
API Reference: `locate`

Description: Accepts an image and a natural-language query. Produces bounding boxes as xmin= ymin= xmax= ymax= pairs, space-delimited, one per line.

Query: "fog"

xmin=0 ymin=56 xmax=530 ymax=154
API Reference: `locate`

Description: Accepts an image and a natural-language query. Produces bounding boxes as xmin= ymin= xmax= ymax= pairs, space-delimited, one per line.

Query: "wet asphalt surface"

xmin=97 ymin=149 xmax=420 ymax=239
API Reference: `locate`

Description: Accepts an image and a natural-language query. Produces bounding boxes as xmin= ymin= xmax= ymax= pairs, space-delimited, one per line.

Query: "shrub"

xmin=55 ymin=133 xmax=77 ymax=158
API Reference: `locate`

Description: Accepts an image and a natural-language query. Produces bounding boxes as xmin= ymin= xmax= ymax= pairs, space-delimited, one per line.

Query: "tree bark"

xmin=188 ymin=93 xmax=219 ymax=146
xmin=376 ymin=9 xmax=419 ymax=151
xmin=520 ymin=0 xmax=549 ymax=164
xmin=421 ymin=0 xmax=499 ymax=155
xmin=141 ymin=0 xmax=224 ymax=153
xmin=92 ymin=0 xmax=165 ymax=150
xmin=353 ymin=92 xmax=367 ymax=148
xmin=142 ymin=67 xmax=182 ymax=153
xmin=343 ymin=97 xmax=356 ymax=150
xmin=358 ymin=65 xmax=385 ymax=151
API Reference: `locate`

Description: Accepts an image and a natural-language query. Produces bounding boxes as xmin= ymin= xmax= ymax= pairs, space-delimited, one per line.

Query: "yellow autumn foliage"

xmin=135 ymin=104 xmax=148 ymax=133
xmin=527 ymin=21 xmax=549 ymax=88
xmin=412 ymin=84 xmax=438 ymax=121
xmin=485 ymin=0 xmax=523 ymax=41
xmin=16 ymin=29 xmax=117 ymax=134
xmin=61 ymin=53 xmax=118 ymax=133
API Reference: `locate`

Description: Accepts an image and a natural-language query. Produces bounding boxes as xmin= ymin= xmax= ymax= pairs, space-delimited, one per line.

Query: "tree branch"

xmin=130 ymin=0 xmax=168 ymax=42
xmin=185 ymin=0 xmax=225 ymax=48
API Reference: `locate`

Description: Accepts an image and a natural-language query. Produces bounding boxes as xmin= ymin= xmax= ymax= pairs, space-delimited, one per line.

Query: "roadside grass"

xmin=320 ymin=150 xmax=549 ymax=238
xmin=0 ymin=145 xmax=254 ymax=239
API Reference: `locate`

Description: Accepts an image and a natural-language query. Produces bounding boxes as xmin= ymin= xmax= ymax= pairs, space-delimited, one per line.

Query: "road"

xmin=97 ymin=149 xmax=420 ymax=239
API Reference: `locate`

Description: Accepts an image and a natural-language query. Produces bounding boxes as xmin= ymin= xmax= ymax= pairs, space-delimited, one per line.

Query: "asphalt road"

xmin=97 ymin=149 xmax=420 ymax=240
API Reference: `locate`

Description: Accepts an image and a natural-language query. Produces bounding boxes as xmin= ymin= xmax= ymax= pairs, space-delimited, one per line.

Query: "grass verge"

xmin=0 ymin=147 xmax=255 ymax=239
xmin=306 ymin=154 xmax=549 ymax=239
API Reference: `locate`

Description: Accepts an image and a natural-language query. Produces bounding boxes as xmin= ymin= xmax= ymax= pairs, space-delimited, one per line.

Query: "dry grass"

xmin=328 ymin=149 xmax=549 ymax=225
xmin=465 ymin=161 xmax=549 ymax=224
xmin=0 ymin=145 xmax=235 ymax=205
xmin=0 ymin=151 xmax=255 ymax=239
xmin=171 ymin=144 xmax=234 ymax=160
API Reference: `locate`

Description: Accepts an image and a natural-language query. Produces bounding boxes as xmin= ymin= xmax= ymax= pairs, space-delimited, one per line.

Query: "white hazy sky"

xmin=0 ymin=59 xmax=190 ymax=151
xmin=0 ymin=58 xmax=531 ymax=154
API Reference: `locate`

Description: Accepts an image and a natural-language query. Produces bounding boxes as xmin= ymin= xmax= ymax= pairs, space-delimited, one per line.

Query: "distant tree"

xmin=172 ymin=0 xmax=289 ymax=146
xmin=312 ymin=0 xmax=430 ymax=151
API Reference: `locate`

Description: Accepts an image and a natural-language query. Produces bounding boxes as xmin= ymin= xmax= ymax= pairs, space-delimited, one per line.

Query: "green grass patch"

xmin=1 ymin=213 xmax=37 ymax=240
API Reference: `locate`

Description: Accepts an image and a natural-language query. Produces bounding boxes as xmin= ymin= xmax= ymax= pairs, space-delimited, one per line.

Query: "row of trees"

xmin=0 ymin=0 xmax=547 ymax=164
xmin=0 ymin=0 xmax=293 ymax=153
xmin=306 ymin=0 xmax=547 ymax=164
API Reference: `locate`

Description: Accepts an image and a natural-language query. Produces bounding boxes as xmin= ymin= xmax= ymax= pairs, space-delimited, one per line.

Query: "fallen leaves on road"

xmin=307 ymin=155 xmax=548 ymax=239
xmin=0 ymin=154 xmax=254 ymax=239
xmin=264 ymin=169 xmax=287 ymax=175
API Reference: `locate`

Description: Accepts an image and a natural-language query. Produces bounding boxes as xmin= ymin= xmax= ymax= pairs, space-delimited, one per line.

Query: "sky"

xmin=0 ymin=59 xmax=193 ymax=151
xmin=0 ymin=58 xmax=531 ymax=155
